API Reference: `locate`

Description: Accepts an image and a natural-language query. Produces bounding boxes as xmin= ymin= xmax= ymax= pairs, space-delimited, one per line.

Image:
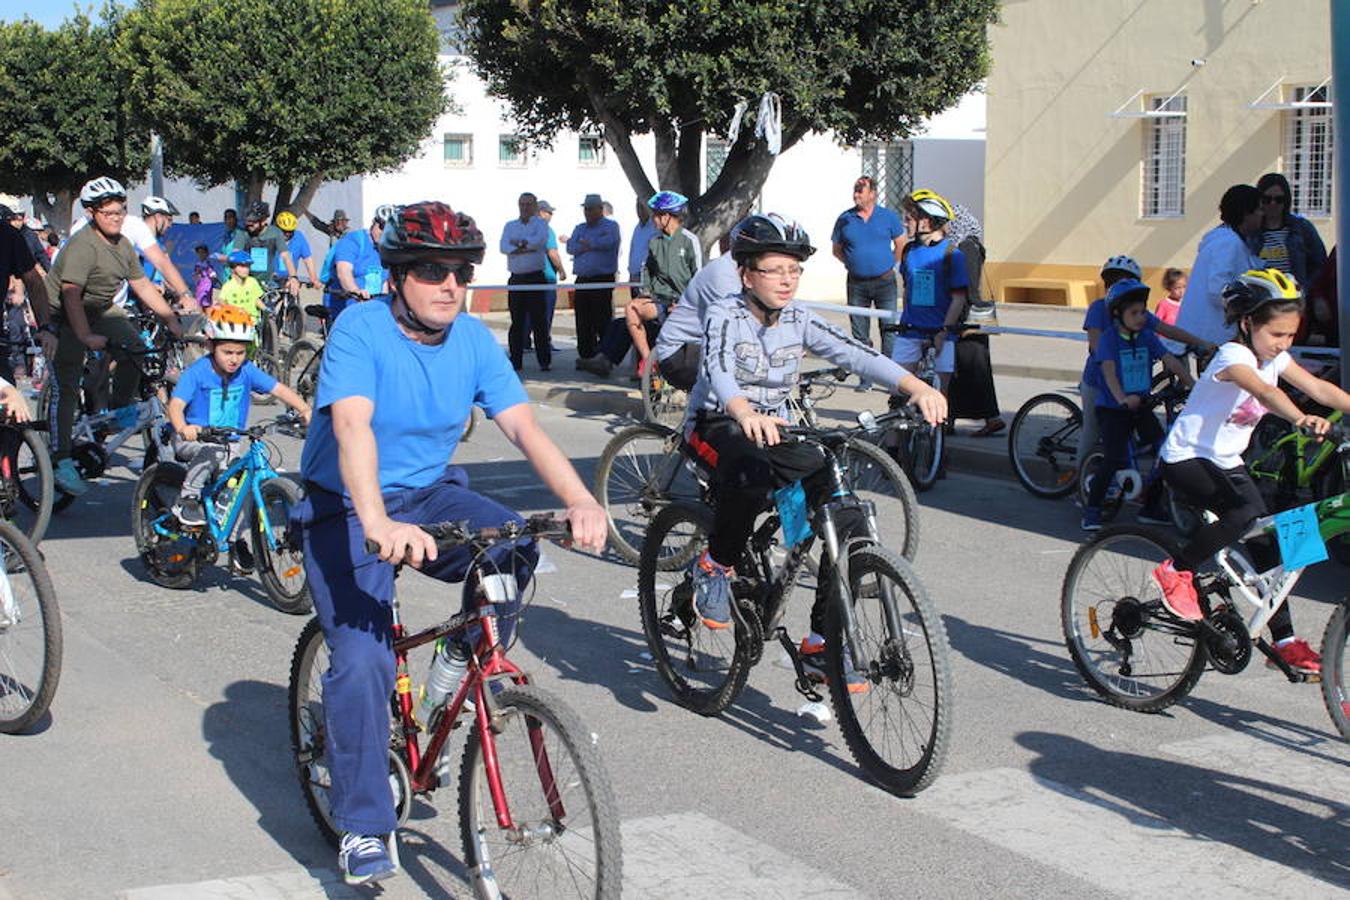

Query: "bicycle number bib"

xmin=1273 ymin=502 xmax=1328 ymax=570
xmin=911 ymin=269 xmax=936 ymax=308
xmin=362 ymin=270 xmax=384 ymax=296
xmin=1119 ymin=346 xmax=1151 ymax=396
xmin=774 ymin=481 xmax=813 ymax=548
xmin=250 ymin=247 xmax=269 ymax=274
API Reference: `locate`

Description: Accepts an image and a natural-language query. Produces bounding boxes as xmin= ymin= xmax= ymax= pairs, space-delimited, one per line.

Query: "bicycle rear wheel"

xmin=458 ymin=684 xmax=622 ymax=899
xmin=594 ymin=424 xmax=699 ymax=567
xmin=641 ymin=359 xmax=686 ymax=428
xmin=1008 ymin=393 xmax=1082 ymax=498
xmin=840 ymin=438 xmax=919 ymax=562
xmin=1061 ymin=526 xmax=1206 ymax=712
xmin=822 ymin=545 xmax=952 ymax=795
xmin=252 ymin=316 xmax=280 ymax=406
xmin=905 ymin=421 xmax=944 ymax=492
xmin=2 ymin=426 xmax=53 ymax=546
xmin=0 ymin=519 xmax=60 ymax=733
xmin=1320 ymin=602 xmax=1348 ymax=741
xmin=638 ymin=503 xmax=751 ymax=715
xmin=281 ymin=339 xmax=320 ymax=404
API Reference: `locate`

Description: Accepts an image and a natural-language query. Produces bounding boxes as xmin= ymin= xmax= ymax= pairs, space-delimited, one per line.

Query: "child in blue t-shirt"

xmin=893 ymin=190 xmax=968 ymax=390
xmin=168 ymin=306 xmax=311 ymax=527
xmin=1082 ymin=279 xmax=1193 ymax=530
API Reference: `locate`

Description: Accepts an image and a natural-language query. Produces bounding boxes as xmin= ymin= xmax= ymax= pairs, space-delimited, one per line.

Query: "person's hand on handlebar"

xmin=563 ymin=498 xmax=607 ymax=553
xmin=735 ymin=408 xmax=789 ymax=447
xmin=177 ymin=423 xmax=201 ymax=442
xmin=0 ymin=384 xmax=31 ymax=423
xmin=365 ymin=516 xmax=439 ymax=567
xmin=1295 ymin=414 xmax=1333 ymax=438
xmin=896 ymin=374 xmax=947 ymax=427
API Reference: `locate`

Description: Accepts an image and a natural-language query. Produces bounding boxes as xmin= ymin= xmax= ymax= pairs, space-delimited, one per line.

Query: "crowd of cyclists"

xmin=1 ymin=172 xmax=1347 ymax=889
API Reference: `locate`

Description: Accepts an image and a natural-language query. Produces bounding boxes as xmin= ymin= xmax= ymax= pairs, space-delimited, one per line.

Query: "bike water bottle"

xmin=214 ymin=475 xmax=241 ymax=527
xmin=419 ymin=639 xmax=469 ymax=729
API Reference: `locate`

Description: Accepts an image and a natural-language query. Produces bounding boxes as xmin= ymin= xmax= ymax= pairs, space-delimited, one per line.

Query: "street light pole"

xmin=1333 ymin=1 xmax=1350 ymax=388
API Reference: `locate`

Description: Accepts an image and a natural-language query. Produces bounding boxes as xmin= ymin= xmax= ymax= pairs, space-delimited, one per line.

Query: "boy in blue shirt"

xmin=1082 ymin=279 xmax=1192 ymax=530
xmin=169 ymin=305 xmax=311 ymax=527
xmin=893 ymin=189 xmax=967 ymax=391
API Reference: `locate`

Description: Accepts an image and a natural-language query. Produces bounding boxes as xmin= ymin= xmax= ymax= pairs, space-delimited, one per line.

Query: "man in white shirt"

xmin=499 ymin=192 xmax=551 ymax=371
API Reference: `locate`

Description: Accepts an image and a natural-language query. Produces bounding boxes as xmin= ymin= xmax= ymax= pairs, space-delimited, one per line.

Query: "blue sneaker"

xmin=53 ymin=458 xmax=89 ymax=497
xmin=1081 ymin=507 xmax=1102 ymax=532
xmin=339 ymin=833 xmax=397 ymax=885
xmin=692 ymin=550 xmax=733 ymax=630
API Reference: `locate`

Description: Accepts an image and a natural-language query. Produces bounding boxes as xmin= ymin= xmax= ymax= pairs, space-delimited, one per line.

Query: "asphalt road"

xmin=1 ymin=395 xmax=1346 ymax=899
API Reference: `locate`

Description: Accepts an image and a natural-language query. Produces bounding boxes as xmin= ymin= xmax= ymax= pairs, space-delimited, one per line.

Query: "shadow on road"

xmin=1017 ymin=730 xmax=1349 ymax=891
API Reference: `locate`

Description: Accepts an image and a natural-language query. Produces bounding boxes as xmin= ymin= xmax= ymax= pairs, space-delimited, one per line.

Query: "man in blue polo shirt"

xmin=831 ymin=175 xmax=905 ymax=359
xmin=326 ymin=205 xmax=392 ymax=317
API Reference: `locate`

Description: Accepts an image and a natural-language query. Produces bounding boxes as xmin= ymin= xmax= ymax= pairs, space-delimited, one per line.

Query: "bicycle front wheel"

xmin=1320 ymin=602 xmax=1348 ymax=741
xmin=252 ymin=478 xmax=311 ymax=615
xmin=638 ymin=503 xmax=751 ymax=715
xmin=905 ymin=421 xmax=944 ymax=492
xmin=822 ymin=545 xmax=953 ymax=795
xmin=1061 ymin=526 xmax=1205 ymax=712
xmin=2 ymin=426 xmax=54 ymax=546
xmin=0 ymin=519 xmax=61 ymax=733
xmin=458 ymin=684 xmax=623 ymax=899
xmin=1008 ymin=393 xmax=1082 ymax=498
xmin=288 ymin=617 xmax=341 ymax=846
xmin=281 ymin=339 xmax=320 ymax=404
xmin=840 ymin=438 xmax=920 ymax=562
xmin=594 ymin=424 xmax=698 ymax=567
xmin=252 ymin=316 xmax=280 ymax=405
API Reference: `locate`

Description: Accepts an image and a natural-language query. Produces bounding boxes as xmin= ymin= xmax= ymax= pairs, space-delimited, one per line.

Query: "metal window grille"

xmin=578 ymin=134 xmax=606 ymax=167
xmin=705 ymin=138 xmax=729 ymax=190
xmin=498 ymin=135 xmax=526 ymax=167
xmin=860 ymin=141 xmax=914 ymax=210
xmin=443 ymin=133 xmax=472 ymax=167
xmin=1285 ymin=85 xmax=1334 ymax=217
xmin=1142 ymin=94 xmax=1186 ymax=217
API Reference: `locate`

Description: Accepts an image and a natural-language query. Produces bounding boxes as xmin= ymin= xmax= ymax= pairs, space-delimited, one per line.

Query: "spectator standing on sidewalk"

xmin=1176 ymin=184 xmax=1262 ymax=348
xmin=526 ymin=200 xmax=566 ymax=353
xmin=628 ymin=198 xmax=658 ymax=289
xmin=940 ymin=200 xmax=1004 ymax=437
xmin=832 ymin=176 xmax=904 ymax=359
xmin=567 ymin=193 xmax=621 ymax=362
xmin=499 ymin=192 xmax=551 ymax=372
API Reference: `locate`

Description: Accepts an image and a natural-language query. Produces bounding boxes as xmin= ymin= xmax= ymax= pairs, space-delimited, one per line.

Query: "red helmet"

xmin=378 ymin=201 xmax=485 ymax=266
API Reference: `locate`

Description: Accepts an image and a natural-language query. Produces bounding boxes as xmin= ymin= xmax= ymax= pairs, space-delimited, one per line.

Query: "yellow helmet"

xmin=1222 ymin=268 xmax=1303 ymax=325
xmin=275 ymin=210 xmax=298 ymax=231
xmin=907 ymin=189 xmax=954 ymax=224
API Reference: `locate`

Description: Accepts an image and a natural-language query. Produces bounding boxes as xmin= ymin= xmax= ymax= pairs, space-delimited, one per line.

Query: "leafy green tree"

xmin=0 ymin=11 xmax=150 ymax=233
xmin=458 ymin=0 xmax=998 ymax=246
xmin=120 ymin=0 xmax=449 ymax=214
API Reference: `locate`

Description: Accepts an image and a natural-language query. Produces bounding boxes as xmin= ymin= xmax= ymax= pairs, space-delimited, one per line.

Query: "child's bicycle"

xmin=130 ymin=413 xmax=312 ymax=614
xmin=0 ymin=518 xmax=60 ymax=734
xmin=877 ymin=323 xmax=947 ymax=491
xmin=638 ymin=425 xmax=953 ymax=795
xmin=1061 ymin=423 xmax=1350 ymax=740
xmin=287 ymin=514 xmax=622 ymax=897
xmin=1075 ymin=381 xmax=1191 ymax=524
xmin=1246 ymin=410 xmax=1348 ymax=564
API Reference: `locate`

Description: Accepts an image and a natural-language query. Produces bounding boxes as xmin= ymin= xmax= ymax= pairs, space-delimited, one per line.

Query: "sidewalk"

xmin=479 ymin=303 xmax=1091 ymax=483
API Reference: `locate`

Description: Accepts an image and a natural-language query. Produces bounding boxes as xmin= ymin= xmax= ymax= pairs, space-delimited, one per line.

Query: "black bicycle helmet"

xmin=245 ymin=200 xmax=270 ymax=222
xmin=729 ymin=213 xmax=815 ymax=263
xmin=379 ymin=200 xmax=486 ymax=267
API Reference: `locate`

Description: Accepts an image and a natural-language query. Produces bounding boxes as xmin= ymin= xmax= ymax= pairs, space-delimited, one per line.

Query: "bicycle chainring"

xmin=1203 ymin=606 xmax=1252 ymax=675
xmin=731 ymin=589 xmax=765 ymax=667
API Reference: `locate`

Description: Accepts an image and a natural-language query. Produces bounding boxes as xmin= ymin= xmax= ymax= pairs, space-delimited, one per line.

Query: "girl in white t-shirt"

xmin=1155 ymin=269 xmax=1350 ymax=675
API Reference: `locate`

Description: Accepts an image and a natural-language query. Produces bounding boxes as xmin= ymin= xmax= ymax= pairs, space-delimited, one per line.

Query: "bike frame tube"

xmin=202 ymin=450 xmax=256 ymax=549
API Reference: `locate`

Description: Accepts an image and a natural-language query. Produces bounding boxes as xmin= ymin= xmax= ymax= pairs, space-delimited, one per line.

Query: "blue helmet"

xmin=227 ymin=250 xmax=251 ymax=266
xmin=1105 ymin=277 xmax=1150 ymax=318
xmin=647 ymin=191 xmax=689 ymax=214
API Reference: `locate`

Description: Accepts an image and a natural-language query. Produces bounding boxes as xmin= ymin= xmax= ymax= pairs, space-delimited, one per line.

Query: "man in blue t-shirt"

xmin=892 ymin=189 xmax=968 ymax=391
xmin=168 ymin=306 xmax=311 ymax=527
xmin=294 ymin=201 xmax=606 ymax=887
xmin=274 ymin=211 xmax=319 ymax=287
xmin=831 ymin=176 xmax=905 ymax=357
xmin=326 ymin=206 xmax=392 ymax=317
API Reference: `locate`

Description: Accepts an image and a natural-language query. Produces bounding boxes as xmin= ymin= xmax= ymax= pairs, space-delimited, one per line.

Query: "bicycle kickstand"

xmin=773 ymin=626 xmax=824 ymax=703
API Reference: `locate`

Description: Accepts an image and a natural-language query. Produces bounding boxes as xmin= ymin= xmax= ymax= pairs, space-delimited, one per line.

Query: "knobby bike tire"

xmin=822 ymin=545 xmax=953 ymax=795
xmin=1008 ymin=393 xmax=1082 ymax=498
xmin=595 ymin=423 xmax=696 ymax=567
xmin=1320 ymin=602 xmax=1348 ymax=741
xmin=252 ymin=316 xmax=280 ymax=405
xmin=252 ymin=478 xmax=311 ymax=615
xmin=457 ymin=684 xmax=623 ymax=900
xmin=3 ymin=426 xmax=54 ymax=546
xmin=840 ymin=438 xmax=920 ymax=563
xmin=130 ymin=462 xmax=199 ymax=590
xmin=906 ymin=420 xmax=944 ymax=492
xmin=0 ymin=520 xmax=60 ymax=733
xmin=281 ymin=339 xmax=320 ymax=404
xmin=288 ymin=617 xmax=341 ymax=846
xmin=1061 ymin=525 xmax=1206 ymax=712
xmin=638 ymin=503 xmax=751 ymax=716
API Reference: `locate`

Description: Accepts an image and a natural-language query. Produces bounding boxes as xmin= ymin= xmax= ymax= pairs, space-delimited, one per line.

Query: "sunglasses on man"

xmin=407 ymin=260 xmax=474 ymax=285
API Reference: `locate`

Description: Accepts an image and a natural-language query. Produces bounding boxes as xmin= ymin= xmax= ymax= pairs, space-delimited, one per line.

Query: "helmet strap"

xmin=391 ymin=287 xmax=448 ymax=340
xmin=746 ymin=290 xmax=782 ymax=325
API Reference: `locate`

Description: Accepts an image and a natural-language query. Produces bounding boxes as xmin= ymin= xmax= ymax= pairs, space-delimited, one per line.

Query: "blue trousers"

xmin=845 ymin=272 xmax=899 ymax=358
xmin=295 ymin=467 xmax=537 ymax=835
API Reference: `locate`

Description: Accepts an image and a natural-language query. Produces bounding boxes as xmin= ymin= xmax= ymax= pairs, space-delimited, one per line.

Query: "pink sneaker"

xmin=1267 ymin=638 xmax=1322 ymax=675
xmin=1152 ymin=560 xmax=1201 ymax=621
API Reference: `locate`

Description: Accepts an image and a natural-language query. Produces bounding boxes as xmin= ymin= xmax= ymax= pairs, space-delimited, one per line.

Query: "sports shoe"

xmin=1267 ymin=638 xmax=1322 ymax=675
xmin=229 ymin=538 xmax=255 ymax=574
xmin=799 ymin=632 xmax=869 ymax=694
xmin=1081 ymin=507 xmax=1102 ymax=532
xmin=576 ymin=355 xmax=612 ymax=377
xmin=53 ymin=458 xmax=89 ymax=497
xmin=1152 ymin=559 xmax=1201 ymax=621
xmin=173 ymin=496 xmax=206 ymax=527
xmin=692 ymin=550 xmax=733 ymax=630
xmin=339 ymin=833 xmax=397 ymax=886
xmin=1136 ymin=505 xmax=1172 ymax=526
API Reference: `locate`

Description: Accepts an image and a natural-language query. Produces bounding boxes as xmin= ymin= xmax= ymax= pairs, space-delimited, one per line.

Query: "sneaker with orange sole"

xmin=1266 ymin=638 xmax=1322 ymax=675
xmin=1152 ymin=559 xmax=1201 ymax=621
xmin=799 ymin=631 xmax=869 ymax=694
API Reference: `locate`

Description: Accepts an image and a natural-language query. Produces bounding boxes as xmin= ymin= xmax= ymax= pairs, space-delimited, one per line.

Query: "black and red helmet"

xmin=379 ymin=201 xmax=486 ymax=266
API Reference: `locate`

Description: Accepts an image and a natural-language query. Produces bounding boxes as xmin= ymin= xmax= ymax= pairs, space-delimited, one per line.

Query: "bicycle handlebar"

xmin=363 ymin=512 xmax=571 ymax=556
xmin=195 ymin=411 xmax=306 ymax=444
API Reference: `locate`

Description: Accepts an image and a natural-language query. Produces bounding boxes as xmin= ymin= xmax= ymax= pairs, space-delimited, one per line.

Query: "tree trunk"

xmin=291 ymin=173 xmax=326 ymax=216
xmin=674 ymin=125 xmax=702 ymax=197
xmin=34 ymin=187 xmax=74 ymax=236
xmin=652 ymin=122 xmax=679 ymax=191
xmin=684 ymin=121 xmax=809 ymax=254
xmin=245 ymin=173 xmax=266 ymax=207
xmin=273 ymin=180 xmax=295 ymax=213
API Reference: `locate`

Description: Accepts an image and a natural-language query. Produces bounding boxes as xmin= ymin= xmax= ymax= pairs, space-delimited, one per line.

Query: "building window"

xmin=578 ymin=134 xmax=605 ymax=167
xmin=705 ymin=138 xmax=730 ymax=191
xmin=498 ymin=134 xmax=526 ymax=168
xmin=1285 ymin=85 xmax=1333 ymax=217
xmin=1142 ymin=94 xmax=1186 ymax=218
xmin=443 ymin=133 xmax=472 ymax=167
xmin=860 ymin=141 xmax=914 ymax=211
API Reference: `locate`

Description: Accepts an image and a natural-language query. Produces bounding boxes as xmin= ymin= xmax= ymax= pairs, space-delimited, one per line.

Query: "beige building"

xmin=984 ymin=0 xmax=1334 ymax=307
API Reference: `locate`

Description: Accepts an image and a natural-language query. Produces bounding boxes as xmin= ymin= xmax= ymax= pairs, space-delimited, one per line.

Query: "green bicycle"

xmin=1247 ymin=410 xmax=1347 ymax=564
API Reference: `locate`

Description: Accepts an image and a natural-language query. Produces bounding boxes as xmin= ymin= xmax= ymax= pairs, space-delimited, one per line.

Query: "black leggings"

xmin=1161 ymin=458 xmax=1292 ymax=640
xmin=1087 ymin=405 xmax=1164 ymax=509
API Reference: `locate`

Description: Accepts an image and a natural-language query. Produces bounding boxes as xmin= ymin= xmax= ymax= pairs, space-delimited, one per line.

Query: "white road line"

xmin=912 ymin=766 xmax=1343 ymax=899
xmin=118 ymin=812 xmax=859 ymax=900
